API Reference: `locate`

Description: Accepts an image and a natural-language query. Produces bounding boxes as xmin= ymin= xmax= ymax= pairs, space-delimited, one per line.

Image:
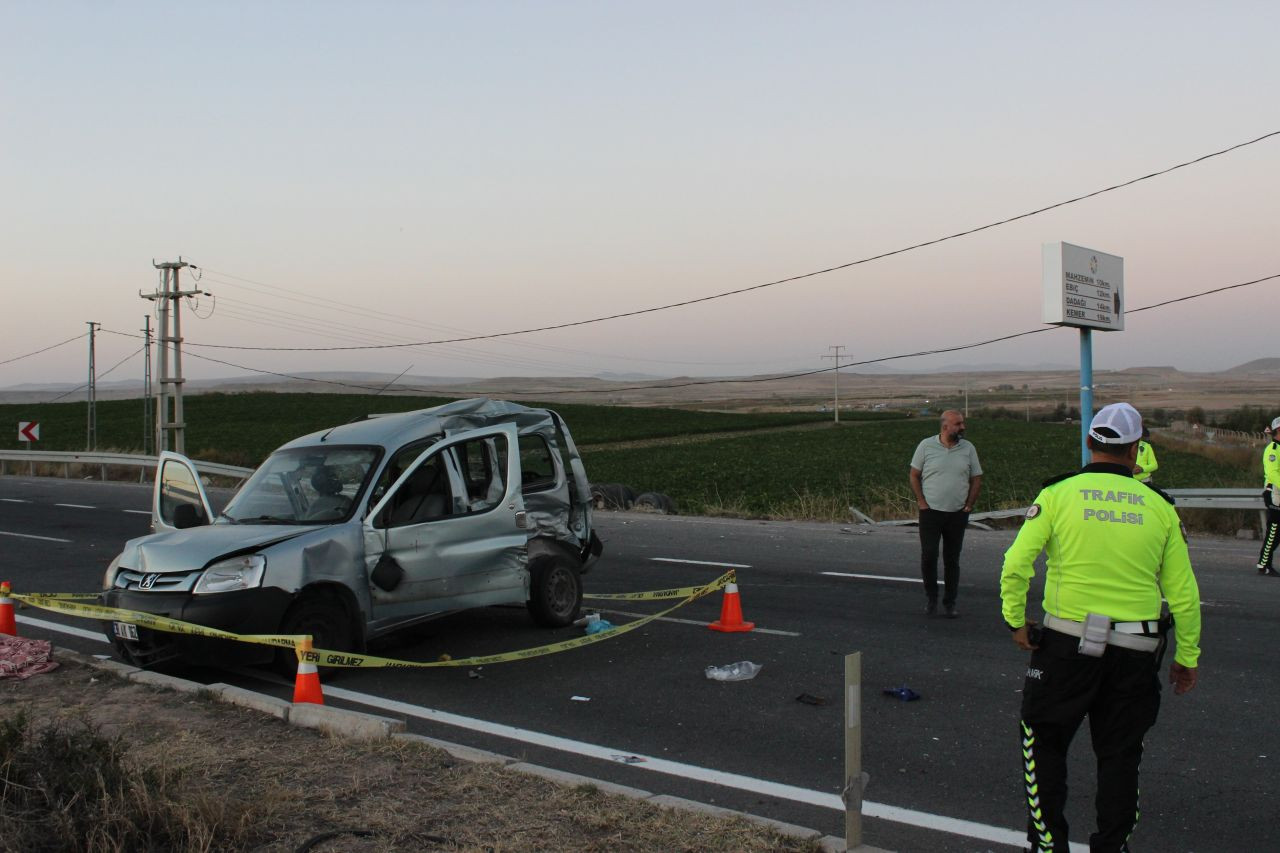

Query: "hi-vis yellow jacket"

xmin=1000 ymin=462 xmax=1201 ymax=667
xmin=1263 ymin=442 xmax=1280 ymax=491
xmin=1134 ymin=441 xmax=1158 ymax=483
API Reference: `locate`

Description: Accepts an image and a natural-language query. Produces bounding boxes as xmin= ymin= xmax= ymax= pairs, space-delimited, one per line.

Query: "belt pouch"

xmin=1078 ymin=612 xmax=1110 ymax=657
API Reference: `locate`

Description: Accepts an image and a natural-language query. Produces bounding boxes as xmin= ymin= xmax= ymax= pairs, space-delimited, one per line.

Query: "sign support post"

xmin=1043 ymin=242 xmax=1124 ymax=466
xmin=1080 ymin=329 xmax=1093 ymax=466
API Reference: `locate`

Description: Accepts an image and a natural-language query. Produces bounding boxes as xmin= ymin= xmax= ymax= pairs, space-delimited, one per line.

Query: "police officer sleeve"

xmin=1158 ymin=517 xmax=1201 ymax=668
xmin=1000 ymin=489 xmax=1053 ymax=629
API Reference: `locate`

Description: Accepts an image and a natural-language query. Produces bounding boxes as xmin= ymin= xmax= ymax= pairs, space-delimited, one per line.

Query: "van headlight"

xmin=194 ymin=555 xmax=266 ymax=595
xmin=103 ymin=554 xmax=123 ymax=590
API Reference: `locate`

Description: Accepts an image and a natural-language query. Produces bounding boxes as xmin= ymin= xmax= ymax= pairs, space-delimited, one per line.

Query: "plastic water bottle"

xmin=705 ymin=661 xmax=762 ymax=681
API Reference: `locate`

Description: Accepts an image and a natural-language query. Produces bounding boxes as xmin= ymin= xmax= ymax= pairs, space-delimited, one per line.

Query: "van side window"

xmin=384 ymin=455 xmax=453 ymax=527
xmin=452 ymin=437 xmax=507 ymax=512
xmin=517 ymin=434 xmax=558 ymax=493
xmin=369 ymin=440 xmax=434 ymax=508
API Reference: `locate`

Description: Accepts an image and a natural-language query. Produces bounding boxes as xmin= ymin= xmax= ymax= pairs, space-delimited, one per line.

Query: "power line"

xmin=515 ymin=272 xmax=1280 ymax=395
xmin=183 ymin=129 xmax=1279 ymax=353
xmin=112 ymin=269 xmax=1280 ymax=399
xmin=196 ymin=269 xmax=799 ymax=367
xmin=0 ymin=332 xmax=89 ymax=368
xmin=43 ymin=346 xmax=144 ymax=403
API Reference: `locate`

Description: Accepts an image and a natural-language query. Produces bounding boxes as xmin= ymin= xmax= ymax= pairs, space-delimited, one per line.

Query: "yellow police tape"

xmin=12 ymin=570 xmax=735 ymax=669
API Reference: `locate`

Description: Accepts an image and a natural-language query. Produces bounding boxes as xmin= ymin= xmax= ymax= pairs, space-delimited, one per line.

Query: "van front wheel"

xmin=527 ymin=555 xmax=582 ymax=628
xmin=274 ymin=592 xmax=356 ymax=677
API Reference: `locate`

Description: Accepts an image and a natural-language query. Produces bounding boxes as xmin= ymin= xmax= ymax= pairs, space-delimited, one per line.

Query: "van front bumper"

xmin=101 ymin=587 xmax=292 ymax=668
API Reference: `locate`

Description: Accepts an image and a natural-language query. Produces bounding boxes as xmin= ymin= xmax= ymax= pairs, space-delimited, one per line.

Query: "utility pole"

xmin=86 ymin=321 xmax=100 ymax=451
xmin=142 ymin=259 xmax=203 ymax=455
xmin=822 ymin=345 xmax=847 ymax=424
xmin=141 ymin=316 xmax=153 ymax=456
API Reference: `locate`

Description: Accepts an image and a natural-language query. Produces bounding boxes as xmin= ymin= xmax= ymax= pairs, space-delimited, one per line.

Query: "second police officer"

xmin=1000 ymin=402 xmax=1201 ymax=853
xmin=1257 ymin=415 xmax=1280 ymax=576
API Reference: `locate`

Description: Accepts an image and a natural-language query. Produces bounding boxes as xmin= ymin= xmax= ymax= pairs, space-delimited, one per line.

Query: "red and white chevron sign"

xmin=17 ymin=421 xmax=39 ymax=442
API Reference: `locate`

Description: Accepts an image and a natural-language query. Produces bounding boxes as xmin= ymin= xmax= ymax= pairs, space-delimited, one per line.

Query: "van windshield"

xmin=221 ymin=446 xmax=380 ymax=525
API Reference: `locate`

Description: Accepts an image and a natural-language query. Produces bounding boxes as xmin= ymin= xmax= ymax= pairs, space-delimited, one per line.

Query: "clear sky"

xmin=3 ymin=2 xmax=1278 ymax=393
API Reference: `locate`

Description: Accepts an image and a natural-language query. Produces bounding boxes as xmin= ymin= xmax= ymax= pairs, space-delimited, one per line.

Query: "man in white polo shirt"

xmin=909 ymin=410 xmax=983 ymax=618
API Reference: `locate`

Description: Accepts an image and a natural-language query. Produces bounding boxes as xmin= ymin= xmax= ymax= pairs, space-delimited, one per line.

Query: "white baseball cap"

xmin=1089 ymin=402 xmax=1143 ymax=444
xmin=1270 ymin=416 xmax=1280 ymax=432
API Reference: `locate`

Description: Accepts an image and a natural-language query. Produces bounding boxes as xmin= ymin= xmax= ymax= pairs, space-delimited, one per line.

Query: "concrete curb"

xmin=70 ymin=648 xmax=890 ymax=852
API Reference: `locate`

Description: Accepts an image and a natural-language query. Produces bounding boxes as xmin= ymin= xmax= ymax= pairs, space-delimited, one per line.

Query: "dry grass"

xmin=1155 ymin=433 xmax=1258 ymax=469
xmin=1 ymin=656 xmax=824 ymax=853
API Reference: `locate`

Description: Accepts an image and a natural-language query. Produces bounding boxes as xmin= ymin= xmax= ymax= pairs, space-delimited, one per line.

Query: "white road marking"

xmin=55 ymin=503 xmax=95 ymax=509
xmin=22 ymin=615 xmax=1086 ymax=851
xmin=1 ymin=498 xmax=31 ymax=503
xmin=319 ymin=683 xmax=1084 ymax=851
xmin=823 ymin=571 xmax=922 ymax=584
xmin=651 ymin=557 xmax=751 ymax=568
xmin=599 ymin=608 xmax=801 ymax=637
xmin=17 ymin=615 xmax=109 ymax=642
xmin=123 ymin=509 xmax=151 ymax=515
xmin=0 ymin=530 xmax=73 ymax=543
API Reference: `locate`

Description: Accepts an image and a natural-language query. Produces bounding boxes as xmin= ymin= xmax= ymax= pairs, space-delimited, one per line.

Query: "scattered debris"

xmin=795 ymin=693 xmax=827 ymax=706
xmin=705 ymin=661 xmax=762 ymax=681
xmin=570 ymin=695 xmax=591 ymax=702
xmin=882 ymin=686 xmax=921 ymax=701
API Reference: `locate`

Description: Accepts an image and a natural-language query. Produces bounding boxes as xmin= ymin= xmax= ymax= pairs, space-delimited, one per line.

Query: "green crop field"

xmin=580 ymin=420 xmax=1255 ymax=520
xmin=0 ymin=393 xmax=1253 ymax=522
xmin=0 ymin=393 xmax=853 ymax=465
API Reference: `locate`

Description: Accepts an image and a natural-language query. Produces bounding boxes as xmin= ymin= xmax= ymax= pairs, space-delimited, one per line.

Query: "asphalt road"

xmin=1 ymin=474 xmax=1273 ymax=853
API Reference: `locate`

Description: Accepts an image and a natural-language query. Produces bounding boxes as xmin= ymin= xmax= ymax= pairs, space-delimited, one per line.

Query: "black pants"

xmin=1019 ymin=629 xmax=1161 ymax=853
xmin=918 ymin=508 xmax=968 ymax=606
xmin=1259 ymin=492 xmax=1280 ymax=569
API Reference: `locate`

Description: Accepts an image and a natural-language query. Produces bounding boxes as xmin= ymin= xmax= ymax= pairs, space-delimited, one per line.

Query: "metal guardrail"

xmin=1 ymin=452 xmax=1262 ymax=516
xmin=1162 ymin=488 xmax=1262 ymax=511
xmin=871 ymin=489 xmax=1263 ymax=528
xmin=0 ymin=450 xmax=253 ymax=483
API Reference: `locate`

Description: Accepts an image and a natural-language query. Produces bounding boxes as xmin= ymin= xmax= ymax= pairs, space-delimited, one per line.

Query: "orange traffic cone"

xmin=292 ymin=636 xmax=324 ymax=705
xmin=0 ymin=582 xmax=16 ymax=637
xmin=708 ymin=581 xmax=754 ymax=632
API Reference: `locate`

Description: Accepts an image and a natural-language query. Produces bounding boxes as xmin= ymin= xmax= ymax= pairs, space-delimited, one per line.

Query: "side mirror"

xmin=173 ymin=502 xmax=207 ymax=530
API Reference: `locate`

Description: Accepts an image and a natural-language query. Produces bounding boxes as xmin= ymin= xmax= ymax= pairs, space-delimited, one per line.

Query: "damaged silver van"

xmin=102 ymin=398 xmax=602 ymax=670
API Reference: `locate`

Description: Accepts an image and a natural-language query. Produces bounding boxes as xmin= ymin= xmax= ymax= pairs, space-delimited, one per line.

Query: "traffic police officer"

xmin=1000 ymin=402 xmax=1201 ymax=853
xmin=1256 ymin=415 xmax=1280 ymax=576
xmin=1132 ymin=426 xmax=1157 ymax=485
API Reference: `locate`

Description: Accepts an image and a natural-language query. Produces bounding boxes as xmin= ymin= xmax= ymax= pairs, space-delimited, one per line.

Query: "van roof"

xmin=276 ymin=398 xmax=558 ymax=452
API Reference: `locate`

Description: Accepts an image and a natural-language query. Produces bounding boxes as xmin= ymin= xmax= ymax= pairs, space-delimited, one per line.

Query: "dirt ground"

xmin=0 ymin=650 xmax=822 ymax=853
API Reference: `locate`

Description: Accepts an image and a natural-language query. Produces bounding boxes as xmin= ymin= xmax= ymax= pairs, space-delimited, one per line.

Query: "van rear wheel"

xmin=527 ymin=555 xmax=582 ymax=628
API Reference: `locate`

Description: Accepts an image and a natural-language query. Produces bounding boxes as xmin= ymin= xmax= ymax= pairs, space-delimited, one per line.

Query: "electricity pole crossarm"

xmin=821 ymin=345 xmax=847 ymax=424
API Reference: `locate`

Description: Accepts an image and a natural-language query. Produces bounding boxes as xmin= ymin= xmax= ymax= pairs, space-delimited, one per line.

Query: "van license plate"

xmin=113 ymin=622 xmax=139 ymax=642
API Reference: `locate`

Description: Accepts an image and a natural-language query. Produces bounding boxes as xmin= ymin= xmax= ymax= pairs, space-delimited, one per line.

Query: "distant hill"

xmin=1223 ymin=358 xmax=1280 ymax=374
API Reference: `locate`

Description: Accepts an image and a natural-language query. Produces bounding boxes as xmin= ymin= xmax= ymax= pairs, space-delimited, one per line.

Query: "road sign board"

xmin=1042 ymin=241 xmax=1125 ymax=331
xmin=18 ymin=422 xmax=39 ymax=442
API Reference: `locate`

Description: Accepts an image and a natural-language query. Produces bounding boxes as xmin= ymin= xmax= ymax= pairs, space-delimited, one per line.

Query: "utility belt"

xmin=1043 ymin=613 xmax=1164 ymax=655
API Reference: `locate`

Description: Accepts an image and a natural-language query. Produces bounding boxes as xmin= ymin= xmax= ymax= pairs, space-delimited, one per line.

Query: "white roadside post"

xmin=845 ymin=651 xmax=863 ymax=848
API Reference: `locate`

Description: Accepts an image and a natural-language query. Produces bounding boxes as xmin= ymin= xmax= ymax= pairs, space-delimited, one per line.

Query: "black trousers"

xmin=1259 ymin=492 xmax=1280 ymax=569
xmin=1019 ymin=629 xmax=1161 ymax=853
xmin=918 ymin=508 xmax=968 ymax=606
